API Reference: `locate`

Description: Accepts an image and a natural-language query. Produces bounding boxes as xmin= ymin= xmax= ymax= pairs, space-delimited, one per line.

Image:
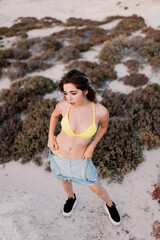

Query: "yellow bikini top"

xmin=61 ymin=101 xmax=97 ymax=139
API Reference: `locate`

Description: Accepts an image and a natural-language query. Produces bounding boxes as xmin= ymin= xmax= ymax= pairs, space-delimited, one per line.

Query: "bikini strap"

xmin=92 ymin=101 xmax=95 ymax=121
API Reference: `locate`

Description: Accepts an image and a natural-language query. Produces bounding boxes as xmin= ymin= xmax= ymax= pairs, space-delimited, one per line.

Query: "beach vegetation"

xmin=0 ymin=17 xmax=62 ymax=37
xmin=44 ymin=161 xmax=52 ymax=172
xmin=13 ymin=37 xmax=43 ymax=57
xmin=103 ymin=15 xmax=123 ymax=24
xmin=139 ymin=42 xmax=160 ymax=69
xmin=56 ymin=46 xmax=81 ymax=63
xmin=110 ymin=14 xmax=146 ymax=37
xmin=32 ymin=50 xmax=56 ymax=61
xmin=124 ymin=84 xmax=160 ymax=137
xmin=0 ymin=76 xmax=57 ymax=163
xmin=151 ymin=183 xmax=160 ymax=204
xmin=139 ymin=127 xmax=160 ymax=150
xmin=0 ymin=116 xmax=22 ymax=163
xmin=0 ymin=57 xmax=10 ymax=68
xmin=42 ymin=37 xmax=63 ymax=51
xmin=64 ymin=17 xmax=103 ymax=27
xmin=74 ymin=42 xmax=93 ymax=52
xmin=87 ymin=27 xmax=108 ymax=45
xmin=151 ymin=182 xmax=160 ymax=239
xmin=123 ymin=59 xmax=139 ymax=73
xmin=0 ymin=75 xmax=56 ymax=122
xmin=52 ymin=26 xmax=108 ymax=47
xmin=101 ymin=89 xmax=125 ymax=117
xmin=142 ymin=27 xmax=160 ymax=42
xmin=0 ymin=14 xmax=160 ymax=181
xmin=66 ymin=60 xmax=117 ymax=87
xmin=139 ymin=42 xmax=160 ymax=58
xmin=122 ymin=73 xmax=149 ymax=87
xmin=0 ymin=27 xmax=8 ymax=36
xmin=11 ymin=75 xmax=57 ymax=93
xmin=12 ymin=98 xmax=59 ymax=163
xmin=7 ymin=60 xmax=52 ymax=80
xmin=93 ymin=118 xmax=144 ymax=182
xmin=151 ymin=221 xmax=160 ymax=239
xmin=33 ymin=156 xmax=43 ymax=166
xmin=101 ymin=83 xmax=160 ymax=177
xmin=99 ymin=40 xmax=120 ymax=64
xmin=125 ymin=35 xmax=154 ymax=50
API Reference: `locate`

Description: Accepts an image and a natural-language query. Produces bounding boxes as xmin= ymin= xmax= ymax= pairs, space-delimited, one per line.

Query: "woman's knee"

xmin=61 ymin=179 xmax=70 ymax=184
xmin=89 ymin=182 xmax=104 ymax=195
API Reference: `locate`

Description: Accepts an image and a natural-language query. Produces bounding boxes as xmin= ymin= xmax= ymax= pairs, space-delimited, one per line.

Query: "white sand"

xmin=0 ymin=77 xmax=10 ymax=91
xmin=27 ymin=26 xmax=66 ymax=39
xmin=0 ymin=149 xmax=159 ymax=240
xmin=28 ymin=63 xmax=65 ymax=81
xmin=0 ymin=1 xmax=160 ymax=239
xmin=0 ymin=0 xmax=160 ymax=28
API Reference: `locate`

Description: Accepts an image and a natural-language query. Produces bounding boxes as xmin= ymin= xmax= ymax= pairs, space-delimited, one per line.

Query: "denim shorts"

xmin=49 ymin=149 xmax=98 ymax=186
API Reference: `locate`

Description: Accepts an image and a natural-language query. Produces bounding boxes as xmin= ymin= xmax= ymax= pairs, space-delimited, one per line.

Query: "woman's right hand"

xmin=47 ymin=137 xmax=59 ymax=153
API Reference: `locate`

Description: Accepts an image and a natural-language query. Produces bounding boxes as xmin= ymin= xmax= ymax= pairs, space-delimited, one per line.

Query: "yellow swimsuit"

xmin=54 ymin=101 xmax=97 ymax=157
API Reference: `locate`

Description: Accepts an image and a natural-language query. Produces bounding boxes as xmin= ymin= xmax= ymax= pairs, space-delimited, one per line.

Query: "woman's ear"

xmin=83 ymin=90 xmax=88 ymax=96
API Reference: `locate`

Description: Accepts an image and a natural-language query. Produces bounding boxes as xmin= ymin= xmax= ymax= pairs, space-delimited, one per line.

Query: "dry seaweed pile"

xmin=0 ymin=15 xmax=160 ymax=181
xmin=151 ymin=178 xmax=160 ymax=239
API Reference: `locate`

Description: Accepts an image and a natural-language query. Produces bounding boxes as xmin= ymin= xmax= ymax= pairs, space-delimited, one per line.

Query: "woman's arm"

xmin=83 ymin=104 xmax=109 ymax=161
xmin=48 ymin=101 xmax=63 ymax=150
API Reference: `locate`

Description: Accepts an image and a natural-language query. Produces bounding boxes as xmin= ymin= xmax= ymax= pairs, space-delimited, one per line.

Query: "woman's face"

xmin=63 ymin=83 xmax=87 ymax=107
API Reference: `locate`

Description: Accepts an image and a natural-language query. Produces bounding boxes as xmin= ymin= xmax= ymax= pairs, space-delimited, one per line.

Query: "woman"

xmin=48 ymin=69 xmax=121 ymax=225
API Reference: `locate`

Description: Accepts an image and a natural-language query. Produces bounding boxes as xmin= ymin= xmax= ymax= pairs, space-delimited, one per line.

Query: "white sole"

xmin=62 ymin=199 xmax=77 ymax=217
xmin=105 ymin=204 xmax=121 ymax=226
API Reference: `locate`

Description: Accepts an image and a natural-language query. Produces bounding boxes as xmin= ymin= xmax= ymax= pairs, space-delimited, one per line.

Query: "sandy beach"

xmin=0 ymin=149 xmax=159 ymax=240
xmin=0 ymin=0 xmax=160 ymax=240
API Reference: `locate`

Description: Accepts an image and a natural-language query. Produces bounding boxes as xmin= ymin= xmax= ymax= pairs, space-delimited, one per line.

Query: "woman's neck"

xmin=76 ymin=98 xmax=92 ymax=109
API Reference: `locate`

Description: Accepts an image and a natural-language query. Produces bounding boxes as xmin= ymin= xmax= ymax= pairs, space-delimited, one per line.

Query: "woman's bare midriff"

xmin=53 ymin=130 xmax=92 ymax=159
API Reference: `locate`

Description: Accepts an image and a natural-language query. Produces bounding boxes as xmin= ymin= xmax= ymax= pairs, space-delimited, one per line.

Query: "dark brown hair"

xmin=58 ymin=69 xmax=97 ymax=102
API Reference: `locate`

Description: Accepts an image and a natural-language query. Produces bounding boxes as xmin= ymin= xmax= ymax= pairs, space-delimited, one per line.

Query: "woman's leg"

xmin=61 ymin=179 xmax=75 ymax=199
xmin=89 ymin=181 xmax=112 ymax=207
xmin=89 ymin=181 xmax=121 ymax=225
xmin=61 ymin=179 xmax=77 ymax=216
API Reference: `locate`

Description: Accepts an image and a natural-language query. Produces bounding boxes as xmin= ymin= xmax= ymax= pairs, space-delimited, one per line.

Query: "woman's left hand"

xmin=83 ymin=145 xmax=95 ymax=161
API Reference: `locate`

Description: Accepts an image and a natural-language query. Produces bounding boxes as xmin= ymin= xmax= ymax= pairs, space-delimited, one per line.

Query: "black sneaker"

xmin=62 ymin=193 xmax=77 ymax=217
xmin=105 ymin=201 xmax=121 ymax=225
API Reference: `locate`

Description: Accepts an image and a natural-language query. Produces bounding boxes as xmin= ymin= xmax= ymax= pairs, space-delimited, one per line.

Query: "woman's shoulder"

xmin=94 ymin=102 xmax=109 ymax=119
xmin=56 ymin=100 xmax=68 ymax=113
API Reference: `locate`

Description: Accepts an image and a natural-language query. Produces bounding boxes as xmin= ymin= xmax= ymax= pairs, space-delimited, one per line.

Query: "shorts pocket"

xmin=85 ymin=159 xmax=98 ymax=183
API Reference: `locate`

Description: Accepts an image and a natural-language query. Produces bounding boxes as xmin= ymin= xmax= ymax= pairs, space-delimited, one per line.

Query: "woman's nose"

xmin=66 ymin=94 xmax=72 ymax=101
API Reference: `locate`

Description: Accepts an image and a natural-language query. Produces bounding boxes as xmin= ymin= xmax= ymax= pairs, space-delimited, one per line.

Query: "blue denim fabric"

xmin=49 ymin=149 xmax=98 ymax=186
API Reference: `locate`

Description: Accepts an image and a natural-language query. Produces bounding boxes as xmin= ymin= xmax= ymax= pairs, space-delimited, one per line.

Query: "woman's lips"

xmin=69 ymin=102 xmax=75 ymax=105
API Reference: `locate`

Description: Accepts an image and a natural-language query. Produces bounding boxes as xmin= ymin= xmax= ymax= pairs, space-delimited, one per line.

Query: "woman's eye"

xmin=64 ymin=92 xmax=77 ymax=96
